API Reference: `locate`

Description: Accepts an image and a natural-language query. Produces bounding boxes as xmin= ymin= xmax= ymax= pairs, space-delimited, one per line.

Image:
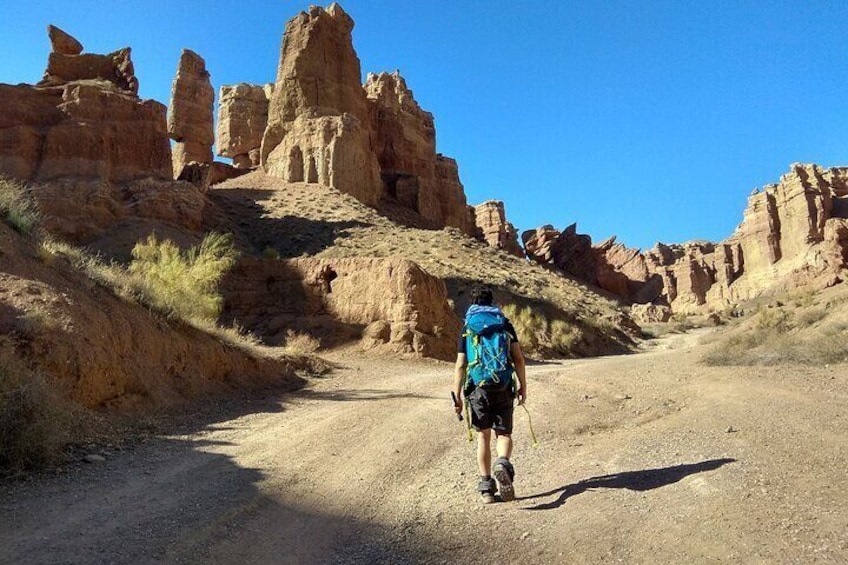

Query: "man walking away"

xmin=453 ymin=287 xmax=527 ymax=503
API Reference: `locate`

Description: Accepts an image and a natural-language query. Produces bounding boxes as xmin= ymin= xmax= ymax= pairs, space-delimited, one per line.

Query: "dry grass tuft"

xmin=703 ymin=298 xmax=848 ymax=366
xmin=503 ymin=303 xmax=579 ymax=357
xmin=0 ymin=176 xmax=38 ymax=235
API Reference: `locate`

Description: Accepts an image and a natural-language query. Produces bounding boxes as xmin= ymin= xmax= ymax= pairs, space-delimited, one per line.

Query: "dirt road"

xmin=2 ymin=331 xmax=847 ymax=564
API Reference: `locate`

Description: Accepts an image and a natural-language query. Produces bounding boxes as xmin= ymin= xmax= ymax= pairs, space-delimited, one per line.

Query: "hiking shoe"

xmin=493 ymin=458 xmax=515 ymax=502
xmin=478 ymin=476 xmax=496 ymax=505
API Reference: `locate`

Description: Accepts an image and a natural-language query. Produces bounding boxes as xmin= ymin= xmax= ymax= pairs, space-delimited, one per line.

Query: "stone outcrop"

xmin=167 ymin=49 xmax=214 ymax=177
xmin=631 ymin=303 xmax=672 ymax=324
xmin=217 ymin=83 xmax=274 ymax=168
xmin=523 ymin=223 xmax=596 ymax=279
xmin=221 ymin=257 xmax=460 ymax=360
xmin=0 ymin=28 xmax=171 ymax=183
xmin=47 ymin=25 xmax=83 ymax=55
xmin=475 ymin=201 xmax=523 ymax=257
xmin=595 ymin=237 xmax=663 ymax=303
xmin=260 ymin=4 xmax=474 ymax=234
xmin=365 ymin=72 xmax=473 ymax=234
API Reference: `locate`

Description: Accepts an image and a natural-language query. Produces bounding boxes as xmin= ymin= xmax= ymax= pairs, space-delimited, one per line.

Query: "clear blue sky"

xmin=2 ymin=1 xmax=847 ymax=250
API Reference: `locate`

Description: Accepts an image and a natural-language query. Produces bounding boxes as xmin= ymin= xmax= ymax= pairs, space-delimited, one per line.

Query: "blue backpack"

xmin=463 ymin=305 xmax=515 ymax=391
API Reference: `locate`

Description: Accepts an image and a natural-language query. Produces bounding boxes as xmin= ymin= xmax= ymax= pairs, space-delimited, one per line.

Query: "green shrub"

xmin=0 ymin=177 xmax=38 ymax=235
xmin=129 ymin=232 xmax=239 ymax=321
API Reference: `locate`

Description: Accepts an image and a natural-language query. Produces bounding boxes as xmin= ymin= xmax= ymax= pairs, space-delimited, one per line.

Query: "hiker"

xmin=453 ymin=287 xmax=527 ymax=503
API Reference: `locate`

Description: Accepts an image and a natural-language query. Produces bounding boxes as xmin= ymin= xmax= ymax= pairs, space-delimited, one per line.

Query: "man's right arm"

xmin=453 ymin=353 xmax=467 ymax=414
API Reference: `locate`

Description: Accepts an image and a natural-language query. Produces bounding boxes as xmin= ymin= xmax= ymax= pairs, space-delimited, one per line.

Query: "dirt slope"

xmin=2 ymin=333 xmax=845 ymax=564
xmin=205 ymin=172 xmax=636 ymax=357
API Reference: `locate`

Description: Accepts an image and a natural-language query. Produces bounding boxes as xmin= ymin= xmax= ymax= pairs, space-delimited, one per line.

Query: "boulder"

xmin=40 ymin=47 xmax=138 ymax=95
xmin=167 ymin=49 xmax=214 ymax=177
xmin=474 ymin=200 xmax=523 ymax=257
xmin=216 ymin=83 xmax=273 ymax=168
xmin=47 ymin=25 xmax=83 ymax=55
xmin=631 ymin=303 xmax=672 ymax=324
xmin=221 ymin=257 xmax=460 ymax=360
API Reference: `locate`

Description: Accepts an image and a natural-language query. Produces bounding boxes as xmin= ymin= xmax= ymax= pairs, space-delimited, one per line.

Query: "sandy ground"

xmin=1 ymin=330 xmax=847 ymax=564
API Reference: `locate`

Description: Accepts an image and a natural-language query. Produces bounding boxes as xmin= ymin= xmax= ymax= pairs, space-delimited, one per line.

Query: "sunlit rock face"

xmin=0 ymin=26 xmax=171 ymax=183
xmin=260 ymin=3 xmax=475 ymax=234
xmin=168 ymin=49 xmax=215 ymax=178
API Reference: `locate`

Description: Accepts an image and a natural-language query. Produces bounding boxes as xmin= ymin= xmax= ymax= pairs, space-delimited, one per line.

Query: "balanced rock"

xmin=217 ymin=83 xmax=274 ymax=168
xmin=0 ymin=28 xmax=170 ymax=183
xmin=47 ymin=25 xmax=83 ymax=55
xmin=167 ymin=49 xmax=214 ymax=177
xmin=475 ymin=201 xmax=523 ymax=257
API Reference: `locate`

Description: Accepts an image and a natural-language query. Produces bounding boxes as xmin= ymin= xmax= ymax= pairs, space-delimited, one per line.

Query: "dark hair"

xmin=470 ymin=287 xmax=494 ymax=306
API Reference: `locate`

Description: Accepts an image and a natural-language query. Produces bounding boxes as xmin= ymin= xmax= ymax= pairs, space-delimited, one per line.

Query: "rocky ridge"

xmin=529 ymin=163 xmax=848 ymax=317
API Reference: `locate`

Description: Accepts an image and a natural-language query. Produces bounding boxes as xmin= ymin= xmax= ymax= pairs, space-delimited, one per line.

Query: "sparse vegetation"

xmin=282 ymin=330 xmax=321 ymax=354
xmin=0 ymin=340 xmax=74 ymax=474
xmin=703 ymin=300 xmax=848 ymax=366
xmin=0 ymin=176 xmax=38 ymax=235
xmin=129 ymin=233 xmax=239 ymax=322
xmin=503 ymin=303 xmax=579 ymax=357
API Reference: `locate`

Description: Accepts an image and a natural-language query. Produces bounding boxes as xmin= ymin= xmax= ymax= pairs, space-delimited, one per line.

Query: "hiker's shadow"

xmin=520 ymin=458 xmax=735 ymax=510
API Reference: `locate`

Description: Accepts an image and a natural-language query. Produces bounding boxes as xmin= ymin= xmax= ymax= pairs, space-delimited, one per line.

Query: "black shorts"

xmin=466 ymin=386 xmax=514 ymax=434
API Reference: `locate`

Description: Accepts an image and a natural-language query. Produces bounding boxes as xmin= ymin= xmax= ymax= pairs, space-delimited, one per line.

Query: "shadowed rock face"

xmin=167 ymin=49 xmax=215 ymax=177
xmin=221 ymin=257 xmax=461 ymax=360
xmin=0 ymin=27 xmax=171 ymax=183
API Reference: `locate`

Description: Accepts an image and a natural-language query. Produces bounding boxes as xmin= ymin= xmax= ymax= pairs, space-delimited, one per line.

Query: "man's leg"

xmin=495 ymin=432 xmax=513 ymax=460
xmin=477 ymin=428 xmax=492 ymax=477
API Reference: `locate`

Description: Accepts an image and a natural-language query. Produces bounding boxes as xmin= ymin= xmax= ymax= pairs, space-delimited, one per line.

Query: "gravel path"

xmin=2 ymin=332 xmax=847 ymax=564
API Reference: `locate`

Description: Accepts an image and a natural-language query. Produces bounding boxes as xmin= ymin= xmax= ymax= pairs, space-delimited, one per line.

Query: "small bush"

xmin=0 ymin=176 xmax=38 ymax=235
xmin=796 ymin=307 xmax=827 ymax=328
xmin=755 ymin=307 xmax=794 ymax=332
xmin=129 ymin=233 xmax=238 ymax=321
xmin=503 ymin=303 xmax=578 ymax=357
xmin=283 ymin=330 xmax=321 ymax=354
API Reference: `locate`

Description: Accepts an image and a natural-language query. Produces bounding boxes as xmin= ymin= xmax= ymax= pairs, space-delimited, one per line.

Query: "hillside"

xmin=205 ymin=171 xmax=637 ymax=358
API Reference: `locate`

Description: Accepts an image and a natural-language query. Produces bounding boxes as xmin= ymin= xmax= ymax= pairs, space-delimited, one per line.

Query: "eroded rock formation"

xmin=217 ymin=83 xmax=274 ymax=168
xmin=523 ymin=224 xmax=596 ymax=279
xmin=167 ymin=49 xmax=215 ymax=177
xmin=0 ymin=27 xmax=170 ymax=183
xmin=222 ymin=257 xmax=460 ymax=360
xmin=475 ymin=201 xmax=523 ymax=257
xmin=537 ymin=163 xmax=848 ymax=314
xmin=260 ymin=4 xmax=475 ymax=235
xmin=261 ymin=4 xmax=381 ymax=204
